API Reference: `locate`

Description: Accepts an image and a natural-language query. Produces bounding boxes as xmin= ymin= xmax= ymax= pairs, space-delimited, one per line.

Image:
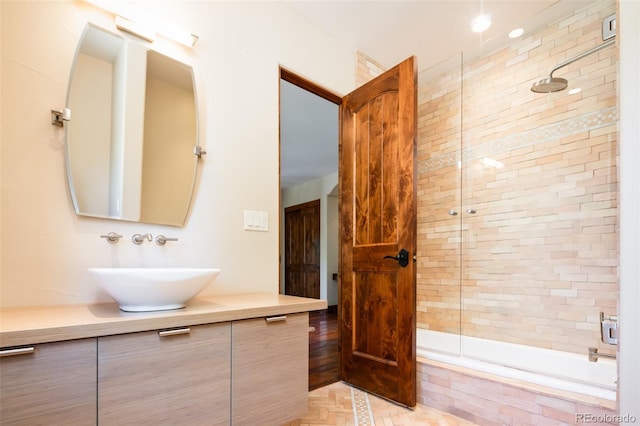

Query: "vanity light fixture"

xmin=85 ymin=0 xmax=198 ymax=47
xmin=155 ymin=22 xmax=199 ymax=48
xmin=115 ymin=15 xmax=156 ymax=43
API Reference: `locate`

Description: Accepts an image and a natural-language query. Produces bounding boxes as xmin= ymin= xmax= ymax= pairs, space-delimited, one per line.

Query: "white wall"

xmin=281 ymin=173 xmax=339 ymax=306
xmin=0 ymin=1 xmax=356 ymax=307
xmin=618 ymin=0 xmax=640 ymax=418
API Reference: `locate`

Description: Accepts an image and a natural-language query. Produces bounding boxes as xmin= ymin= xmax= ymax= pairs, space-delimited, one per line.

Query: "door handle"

xmin=383 ymin=248 xmax=410 ymax=267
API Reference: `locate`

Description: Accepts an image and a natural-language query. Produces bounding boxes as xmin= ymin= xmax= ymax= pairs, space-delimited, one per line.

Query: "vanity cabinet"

xmin=0 ymin=338 xmax=97 ymax=425
xmin=98 ymin=323 xmax=231 ymax=426
xmin=0 ymin=294 xmax=325 ymax=426
xmin=231 ymin=312 xmax=309 ymax=425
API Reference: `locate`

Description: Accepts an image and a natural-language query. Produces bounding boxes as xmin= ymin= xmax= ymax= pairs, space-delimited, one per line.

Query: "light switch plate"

xmin=244 ymin=210 xmax=268 ymax=232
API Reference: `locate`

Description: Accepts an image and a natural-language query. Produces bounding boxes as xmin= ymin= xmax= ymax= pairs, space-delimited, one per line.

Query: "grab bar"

xmin=588 ymin=346 xmax=616 ymax=362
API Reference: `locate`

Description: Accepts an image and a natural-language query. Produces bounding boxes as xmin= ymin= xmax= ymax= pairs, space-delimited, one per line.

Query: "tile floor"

xmin=282 ymin=381 xmax=478 ymax=426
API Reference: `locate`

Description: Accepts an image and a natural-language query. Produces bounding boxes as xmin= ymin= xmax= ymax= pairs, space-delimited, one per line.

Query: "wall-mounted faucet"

xmin=588 ymin=347 xmax=616 ymax=362
xmin=155 ymin=235 xmax=178 ymax=246
xmin=100 ymin=232 xmax=123 ymax=244
xmin=132 ymin=233 xmax=153 ymax=244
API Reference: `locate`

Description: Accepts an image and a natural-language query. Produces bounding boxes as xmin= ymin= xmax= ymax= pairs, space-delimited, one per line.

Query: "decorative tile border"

xmin=418 ymin=106 xmax=618 ymax=174
xmin=351 ymin=385 xmax=375 ymax=425
xmin=283 ymin=381 xmax=478 ymax=425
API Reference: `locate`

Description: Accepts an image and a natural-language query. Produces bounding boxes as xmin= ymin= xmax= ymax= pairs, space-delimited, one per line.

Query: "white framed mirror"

xmin=65 ymin=23 xmax=200 ymax=226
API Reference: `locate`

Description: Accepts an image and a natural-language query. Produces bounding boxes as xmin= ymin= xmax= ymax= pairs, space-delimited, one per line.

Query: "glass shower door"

xmin=459 ymin=0 xmax=619 ymax=374
xmin=414 ymin=0 xmax=618 ymax=403
xmin=416 ymin=53 xmax=463 ymax=355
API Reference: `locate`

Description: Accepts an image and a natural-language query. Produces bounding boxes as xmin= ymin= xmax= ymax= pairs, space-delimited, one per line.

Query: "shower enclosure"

xmin=416 ymin=0 xmax=618 ymax=400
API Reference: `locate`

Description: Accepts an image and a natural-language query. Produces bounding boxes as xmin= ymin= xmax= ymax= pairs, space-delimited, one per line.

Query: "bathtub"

xmin=417 ymin=329 xmax=617 ymax=401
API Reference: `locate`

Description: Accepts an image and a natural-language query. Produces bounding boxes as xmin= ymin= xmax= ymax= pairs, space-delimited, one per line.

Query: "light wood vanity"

xmin=0 ymin=293 xmax=326 ymax=426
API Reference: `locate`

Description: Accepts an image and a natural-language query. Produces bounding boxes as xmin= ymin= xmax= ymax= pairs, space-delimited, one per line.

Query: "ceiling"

xmin=279 ymin=0 xmax=595 ymax=190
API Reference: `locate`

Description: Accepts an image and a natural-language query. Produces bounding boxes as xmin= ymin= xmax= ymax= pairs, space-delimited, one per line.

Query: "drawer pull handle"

xmin=158 ymin=328 xmax=191 ymax=337
xmin=265 ymin=315 xmax=287 ymax=323
xmin=0 ymin=347 xmax=35 ymax=357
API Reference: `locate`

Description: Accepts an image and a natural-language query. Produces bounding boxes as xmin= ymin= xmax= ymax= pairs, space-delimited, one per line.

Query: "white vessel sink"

xmin=88 ymin=268 xmax=221 ymax=312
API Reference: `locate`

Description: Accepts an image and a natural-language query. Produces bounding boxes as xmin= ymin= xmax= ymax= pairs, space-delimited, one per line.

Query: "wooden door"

xmin=339 ymin=56 xmax=417 ymax=407
xmin=285 ymin=199 xmax=321 ymax=299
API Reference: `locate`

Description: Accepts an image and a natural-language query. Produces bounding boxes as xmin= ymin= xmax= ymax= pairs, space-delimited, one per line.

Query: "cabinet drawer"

xmin=232 ymin=312 xmax=308 ymax=425
xmin=0 ymin=338 xmax=97 ymax=425
xmin=98 ymin=322 xmax=231 ymax=425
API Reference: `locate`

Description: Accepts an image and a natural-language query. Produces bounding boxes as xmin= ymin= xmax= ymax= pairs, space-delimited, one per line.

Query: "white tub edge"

xmin=417 ymin=329 xmax=617 ymax=401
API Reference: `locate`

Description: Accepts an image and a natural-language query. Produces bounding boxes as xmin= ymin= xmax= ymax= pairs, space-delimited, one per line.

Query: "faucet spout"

xmin=132 ymin=233 xmax=153 ymax=244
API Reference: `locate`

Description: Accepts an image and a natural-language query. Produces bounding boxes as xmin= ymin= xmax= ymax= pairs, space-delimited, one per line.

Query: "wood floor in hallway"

xmin=308 ymin=307 xmax=340 ymax=390
xmin=304 ymin=310 xmax=476 ymax=424
xmin=282 ymin=381 xmax=478 ymax=426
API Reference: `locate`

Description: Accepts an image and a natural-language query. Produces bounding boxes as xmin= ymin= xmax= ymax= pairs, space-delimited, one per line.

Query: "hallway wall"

xmin=281 ymin=173 xmax=339 ymax=305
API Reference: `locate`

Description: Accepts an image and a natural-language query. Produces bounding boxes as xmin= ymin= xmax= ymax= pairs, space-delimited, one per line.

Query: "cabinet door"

xmin=98 ymin=322 xmax=230 ymax=425
xmin=0 ymin=338 xmax=97 ymax=425
xmin=232 ymin=312 xmax=308 ymax=425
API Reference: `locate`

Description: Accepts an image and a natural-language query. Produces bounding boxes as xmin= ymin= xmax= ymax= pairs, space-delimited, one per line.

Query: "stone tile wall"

xmin=417 ymin=0 xmax=618 ymax=355
xmin=355 ymin=51 xmax=385 ymax=87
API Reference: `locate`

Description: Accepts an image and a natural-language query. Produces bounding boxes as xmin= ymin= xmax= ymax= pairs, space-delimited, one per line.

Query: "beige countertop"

xmin=0 ymin=293 xmax=327 ymax=347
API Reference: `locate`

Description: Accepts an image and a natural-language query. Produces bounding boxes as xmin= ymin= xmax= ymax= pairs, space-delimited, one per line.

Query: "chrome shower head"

xmin=530 ymin=38 xmax=615 ymax=94
xmin=530 ymin=76 xmax=568 ymax=93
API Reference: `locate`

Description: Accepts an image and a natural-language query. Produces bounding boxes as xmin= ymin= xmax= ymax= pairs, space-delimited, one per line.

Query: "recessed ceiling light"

xmin=471 ymin=15 xmax=492 ymax=33
xmin=509 ymin=28 xmax=524 ymax=38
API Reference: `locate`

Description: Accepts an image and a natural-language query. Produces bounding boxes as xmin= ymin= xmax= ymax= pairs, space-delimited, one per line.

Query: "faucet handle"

xmin=100 ymin=232 xmax=123 ymax=244
xmin=132 ymin=233 xmax=153 ymax=245
xmin=155 ymin=235 xmax=178 ymax=246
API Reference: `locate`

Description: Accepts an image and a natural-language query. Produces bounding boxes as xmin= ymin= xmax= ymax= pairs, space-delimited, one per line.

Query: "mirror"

xmin=66 ymin=24 xmax=199 ymax=226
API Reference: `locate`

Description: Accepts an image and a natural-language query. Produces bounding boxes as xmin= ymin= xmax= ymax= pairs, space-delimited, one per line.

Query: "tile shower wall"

xmin=417 ymin=0 xmax=618 ymax=354
xmin=416 ymin=56 xmax=464 ymax=333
